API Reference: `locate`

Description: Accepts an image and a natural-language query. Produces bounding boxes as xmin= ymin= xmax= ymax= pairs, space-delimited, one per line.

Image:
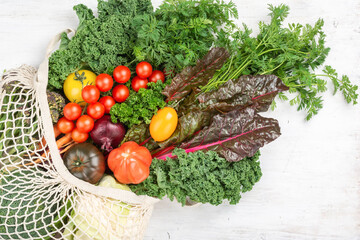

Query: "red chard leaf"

xmin=162 ymin=47 xmax=230 ymax=102
xmin=156 ymin=107 xmax=281 ymax=162
xmin=157 ymin=111 xmax=212 ymax=149
xmin=122 ymin=123 xmax=159 ymax=151
xmin=197 ymin=75 xmax=289 ymax=113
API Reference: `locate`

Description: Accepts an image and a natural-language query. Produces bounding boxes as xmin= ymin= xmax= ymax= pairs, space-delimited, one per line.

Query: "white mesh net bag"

xmin=0 ymin=29 xmax=159 ymax=240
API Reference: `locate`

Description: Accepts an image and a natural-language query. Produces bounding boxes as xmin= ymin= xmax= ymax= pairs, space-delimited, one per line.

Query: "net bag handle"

xmin=35 ymin=29 xmax=159 ymax=206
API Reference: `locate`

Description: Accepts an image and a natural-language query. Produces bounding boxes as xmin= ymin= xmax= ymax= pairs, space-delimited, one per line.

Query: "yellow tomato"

xmin=63 ymin=70 xmax=96 ymax=106
xmin=150 ymin=107 xmax=178 ymax=142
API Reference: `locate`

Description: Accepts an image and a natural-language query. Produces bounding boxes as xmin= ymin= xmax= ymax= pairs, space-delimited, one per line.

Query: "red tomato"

xmin=108 ymin=141 xmax=152 ymax=184
xmin=63 ymin=103 xmax=82 ymax=121
xmin=148 ymin=70 xmax=165 ymax=83
xmin=57 ymin=117 xmax=75 ymax=134
xmin=96 ymin=73 xmax=113 ymax=92
xmin=82 ymin=85 xmax=100 ymax=104
xmin=71 ymin=128 xmax=89 ymax=143
xmin=131 ymin=76 xmax=148 ymax=92
xmin=76 ymin=115 xmax=94 ymax=133
xmin=87 ymin=102 xmax=105 ymax=120
xmin=136 ymin=62 xmax=153 ymax=79
xmin=99 ymin=96 xmax=116 ymax=114
xmin=113 ymin=66 xmax=131 ymax=83
xmin=112 ymin=85 xmax=129 ymax=103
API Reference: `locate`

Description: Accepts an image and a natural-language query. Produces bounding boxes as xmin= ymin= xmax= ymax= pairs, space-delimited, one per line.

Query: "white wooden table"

xmin=0 ymin=0 xmax=359 ymax=239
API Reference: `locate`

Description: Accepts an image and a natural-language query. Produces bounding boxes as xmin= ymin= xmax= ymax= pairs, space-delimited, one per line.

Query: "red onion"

xmin=90 ymin=115 xmax=126 ymax=153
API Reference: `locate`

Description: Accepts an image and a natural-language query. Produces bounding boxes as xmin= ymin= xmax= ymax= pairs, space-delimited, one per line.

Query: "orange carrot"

xmin=53 ymin=125 xmax=61 ymax=138
xmin=40 ymin=125 xmax=61 ymax=148
xmin=56 ymin=133 xmax=72 ymax=149
xmin=60 ymin=142 xmax=76 ymax=154
xmin=24 ymin=133 xmax=74 ymax=167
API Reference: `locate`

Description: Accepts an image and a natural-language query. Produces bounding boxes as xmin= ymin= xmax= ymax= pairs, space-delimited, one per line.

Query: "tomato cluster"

xmin=113 ymin=62 xmax=165 ymax=94
xmin=59 ymin=61 xmax=165 ymax=144
xmin=58 ymin=62 xmax=174 ymax=186
xmin=58 ymin=101 xmax=95 ymax=143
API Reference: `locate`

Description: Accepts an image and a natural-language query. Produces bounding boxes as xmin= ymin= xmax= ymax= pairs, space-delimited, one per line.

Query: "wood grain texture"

xmin=0 ymin=0 xmax=359 ymax=239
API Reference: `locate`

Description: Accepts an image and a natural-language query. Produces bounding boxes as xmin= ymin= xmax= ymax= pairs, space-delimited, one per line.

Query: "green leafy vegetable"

xmin=48 ymin=0 xmax=153 ymax=90
xmin=322 ymin=65 xmax=358 ymax=104
xmin=158 ymin=107 xmax=281 ymax=162
xmin=110 ymin=81 xmax=166 ymax=128
xmin=132 ymin=0 xmax=237 ymax=75
xmin=121 ymin=123 xmax=159 ymax=151
xmin=198 ymin=75 xmax=289 ymax=113
xmin=130 ymin=149 xmax=262 ymax=206
xmin=202 ymin=4 xmax=358 ymax=120
xmin=162 ymin=47 xmax=230 ymax=102
xmin=156 ymin=74 xmax=287 ymax=153
xmin=155 ymin=111 xmax=212 ymax=151
xmin=48 ymin=0 xmax=238 ymax=90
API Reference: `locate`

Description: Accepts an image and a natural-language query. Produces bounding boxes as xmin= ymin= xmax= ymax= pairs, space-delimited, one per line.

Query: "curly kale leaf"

xmin=110 ymin=81 xmax=166 ymax=128
xmin=48 ymin=0 xmax=237 ymax=90
xmin=48 ymin=0 xmax=153 ymax=90
xmin=130 ymin=149 xmax=262 ymax=206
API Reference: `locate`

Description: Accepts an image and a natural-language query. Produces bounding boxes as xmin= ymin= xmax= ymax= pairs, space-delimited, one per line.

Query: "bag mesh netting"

xmin=0 ymin=30 xmax=158 ymax=240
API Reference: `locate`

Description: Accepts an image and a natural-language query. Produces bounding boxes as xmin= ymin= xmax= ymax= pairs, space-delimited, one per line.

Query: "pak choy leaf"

xmin=156 ymin=107 xmax=281 ymax=162
xmin=162 ymin=47 xmax=230 ymax=102
xmin=198 ymin=75 xmax=289 ymax=113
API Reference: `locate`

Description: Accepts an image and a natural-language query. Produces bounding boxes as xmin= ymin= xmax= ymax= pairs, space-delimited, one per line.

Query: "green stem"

xmin=310 ymin=74 xmax=329 ymax=78
xmin=201 ymin=56 xmax=235 ymax=92
xmin=125 ymin=58 xmax=137 ymax=67
xmin=228 ymin=58 xmax=251 ymax=80
xmin=260 ymin=60 xmax=285 ymax=75
xmin=288 ymin=83 xmax=322 ymax=87
xmin=258 ymin=48 xmax=308 ymax=57
xmin=288 ymin=48 xmax=309 ymax=55
xmin=258 ymin=48 xmax=282 ymax=56
xmin=81 ymin=103 xmax=88 ymax=115
xmin=215 ymin=56 xmax=235 ymax=83
xmin=256 ymin=30 xmax=271 ymax=50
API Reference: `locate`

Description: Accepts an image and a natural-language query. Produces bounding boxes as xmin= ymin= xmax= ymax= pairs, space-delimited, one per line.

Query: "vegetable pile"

xmin=1 ymin=0 xmax=358 ymax=238
xmin=45 ymin=0 xmax=358 ymax=204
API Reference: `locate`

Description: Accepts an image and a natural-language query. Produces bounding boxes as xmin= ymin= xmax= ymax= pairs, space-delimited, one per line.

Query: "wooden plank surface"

xmin=0 ymin=0 xmax=359 ymax=239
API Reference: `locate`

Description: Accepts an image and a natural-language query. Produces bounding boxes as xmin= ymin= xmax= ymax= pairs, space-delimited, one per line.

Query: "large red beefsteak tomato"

xmin=107 ymin=141 xmax=152 ymax=184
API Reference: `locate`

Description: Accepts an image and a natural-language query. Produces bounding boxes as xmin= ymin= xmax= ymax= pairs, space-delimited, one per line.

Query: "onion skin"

xmin=90 ymin=115 xmax=126 ymax=153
